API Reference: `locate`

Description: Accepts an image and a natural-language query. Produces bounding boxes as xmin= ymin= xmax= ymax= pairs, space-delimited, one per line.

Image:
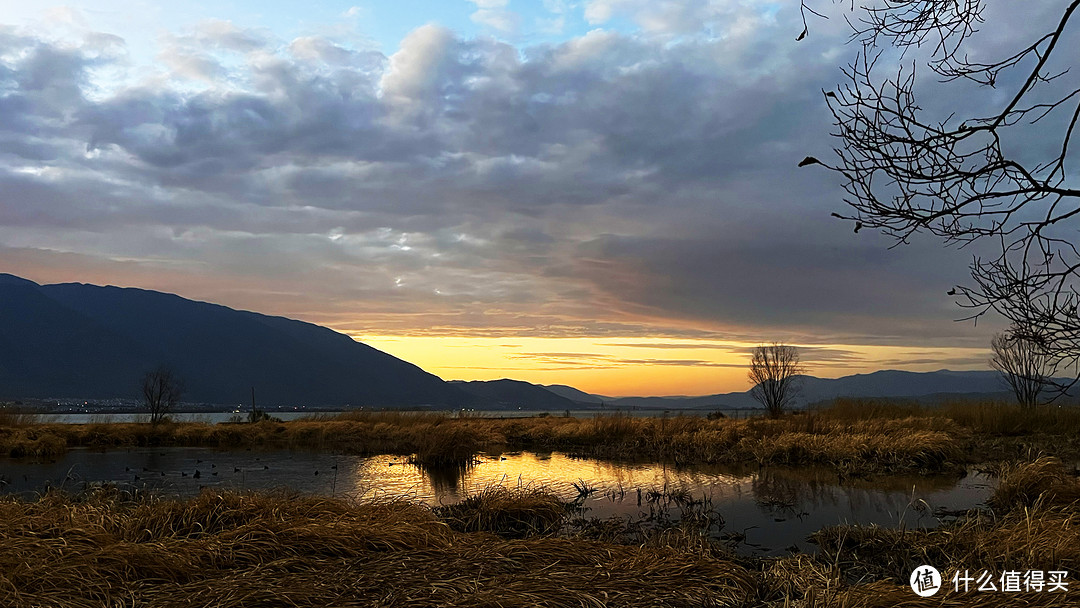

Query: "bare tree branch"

xmin=748 ymin=343 xmax=804 ymax=418
xmin=141 ymin=366 xmax=184 ymax=424
xmin=803 ymin=1 xmax=1080 ymax=376
xmin=990 ymin=328 xmax=1052 ymax=407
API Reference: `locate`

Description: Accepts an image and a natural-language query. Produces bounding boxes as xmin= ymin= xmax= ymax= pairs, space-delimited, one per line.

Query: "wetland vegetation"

xmin=0 ymin=455 xmax=1076 ymax=607
xmin=3 ymin=399 xmax=1080 ymax=473
xmin=2 ymin=399 xmax=1079 ymax=606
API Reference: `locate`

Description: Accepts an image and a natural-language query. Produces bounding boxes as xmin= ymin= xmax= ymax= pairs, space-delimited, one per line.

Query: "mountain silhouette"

xmin=552 ymin=369 xmax=1018 ymax=409
xmin=450 ymin=379 xmax=580 ymax=409
xmin=0 ymin=274 xmax=470 ymax=407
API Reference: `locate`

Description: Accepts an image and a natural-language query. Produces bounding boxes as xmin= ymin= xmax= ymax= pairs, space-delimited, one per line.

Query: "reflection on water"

xmin=0 ymin=448 xmax=994 ymax=556
xmin=42 ymin=409 xmax=763 ymax=424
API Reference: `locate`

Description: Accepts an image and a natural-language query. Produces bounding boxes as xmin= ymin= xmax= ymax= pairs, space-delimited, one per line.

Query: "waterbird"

xmin=193 ymin=470 xmax=201 ymax=479
xmin=263 ymin=465 xmax=269 ymax=470
xmin=234 ymin=467 xmax=241 ymax=473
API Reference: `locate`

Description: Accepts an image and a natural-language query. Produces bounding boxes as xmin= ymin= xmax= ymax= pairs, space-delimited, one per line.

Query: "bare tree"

xmin=748 ymin=343 xmax=804 ymax=417
xmin=141 ymin=366 xmax=184 ymax=424
xmin=799 ymin=2 xmax=1080 ymax=390
xmin=990 ymin=329 xmax=1052 ymax=408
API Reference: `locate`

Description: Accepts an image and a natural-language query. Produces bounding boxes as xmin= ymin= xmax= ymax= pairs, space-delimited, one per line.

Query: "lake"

xmin=37 ymin=408 xmax=765 ymax=424
xmin=0 ymin=447 xmax=993 ymax=556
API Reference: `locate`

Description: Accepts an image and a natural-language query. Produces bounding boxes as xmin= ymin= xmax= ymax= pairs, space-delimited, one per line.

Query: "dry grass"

xmin=0 ymin=404 xmax=43 ymax=427
xmin=4 ymin=400 xmax=1079 ymax=474
xmin=2 ymin=448 xmax=1079 ymax=606
xmin=0 ymin=487 xmax=760 ymax=608
xmin=989 ymin=456 xmax=1080 ymax=512
xmin=793 ymin=456 xmax=1080 ymax=607
xmin=818 ymin=397 xmax=1080 ymax=436
xmin=5 ymin=466 xmax=1078 ymax=607
xmin=433 ymin=485 xmax=571 ymax=538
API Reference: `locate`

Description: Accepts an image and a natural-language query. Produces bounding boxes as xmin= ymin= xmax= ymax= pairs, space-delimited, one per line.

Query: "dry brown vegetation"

xmin=0 ymin=487 xmax=761 ymax=608
xmin=433 ymin=485 xmax=571 ymax=538
xmin=784 ymin=455 xmax=1080 ymax=607
xmin=2 ymin=400 xmax=1079 ymax=475
xmin=2 ymin=455 xmax=1079 ymax=607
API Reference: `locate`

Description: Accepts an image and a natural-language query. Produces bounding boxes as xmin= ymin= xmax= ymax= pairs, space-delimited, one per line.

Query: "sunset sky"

xmin=3 ymin=0 xmax=1052 ymax=396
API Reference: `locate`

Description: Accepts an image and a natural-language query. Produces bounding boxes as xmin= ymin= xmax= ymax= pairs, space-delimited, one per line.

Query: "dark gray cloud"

xmin=0 ymin=4 xmax=1038 ymax=350
xmin=507 ymin=351 xmax=746 ymax=369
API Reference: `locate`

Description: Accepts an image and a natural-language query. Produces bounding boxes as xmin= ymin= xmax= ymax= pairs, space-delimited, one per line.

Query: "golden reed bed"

xmin=4 ymin=399 xmax=1080 ymax=474
xmin=0 ymin=456 xmax=1078 ymax=606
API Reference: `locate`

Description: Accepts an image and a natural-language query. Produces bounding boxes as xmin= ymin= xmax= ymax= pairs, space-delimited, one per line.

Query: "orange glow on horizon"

xmin=349 ymin=335 xmax=991 ymax=397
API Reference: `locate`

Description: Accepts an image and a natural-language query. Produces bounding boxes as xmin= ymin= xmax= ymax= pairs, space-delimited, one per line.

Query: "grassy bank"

xmin=1 ymin=456 xmax=1078 ymax=607
xmin=794 ymin=456 xmax=1080 ymax=606
xmin=0 ymin=487 xmax=760 ymax=608
xmin=3 ymin=400 xmax=1080 ymax=474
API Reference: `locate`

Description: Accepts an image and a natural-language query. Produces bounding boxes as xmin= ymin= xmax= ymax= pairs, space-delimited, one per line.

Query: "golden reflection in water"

xmin=335 ymin=451 xmax=974 ymax=513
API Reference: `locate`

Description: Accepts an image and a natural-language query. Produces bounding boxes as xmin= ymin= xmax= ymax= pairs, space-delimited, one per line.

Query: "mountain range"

xmin=0 ymin=274 xmax=469 ymax=407
xmin=1 ymin=273 xmax=1023 ymax=409
xmin=544 ymin=369 xmax=1014 ymax=410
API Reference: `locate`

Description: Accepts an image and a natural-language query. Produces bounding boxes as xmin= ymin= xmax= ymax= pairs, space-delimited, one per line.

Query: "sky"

xmin=2 ymin=0 xmax=1061 ymax=396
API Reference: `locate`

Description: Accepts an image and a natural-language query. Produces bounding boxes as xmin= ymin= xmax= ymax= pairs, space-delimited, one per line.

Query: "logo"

xmin=911 ymin=565 xmax=942 ymax=597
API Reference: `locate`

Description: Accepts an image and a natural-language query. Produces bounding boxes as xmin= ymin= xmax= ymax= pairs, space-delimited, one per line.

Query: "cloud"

xmin=0 ymin=6 xmax=1031 ymax=354
xmin=508 ymin=351 xmax=746 ymax=369
xmin=583 ymin=0 xmax=769 ymax=37
xmin=467 ymin=0 xmax=521 ymax=34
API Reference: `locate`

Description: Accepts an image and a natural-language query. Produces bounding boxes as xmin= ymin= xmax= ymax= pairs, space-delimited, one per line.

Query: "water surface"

xmin=38 ymin=409 xmax=764 ymax=424
xmin=0 ymin=448 xmax=993 ymax=556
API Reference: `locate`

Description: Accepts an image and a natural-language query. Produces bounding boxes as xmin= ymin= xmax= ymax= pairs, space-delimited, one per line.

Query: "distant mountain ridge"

xmin=0 ymin=274 xmax=471 ymax=407
xmin=479 ymin=370 xmax=1028 ymax=411
xmin=450 ymin=380 xmax=580 ymax=409
xmin=545 ymin=369 xmax=1017 ymax=410
xmin=0 ymin=273 xmax=1038 ymax=411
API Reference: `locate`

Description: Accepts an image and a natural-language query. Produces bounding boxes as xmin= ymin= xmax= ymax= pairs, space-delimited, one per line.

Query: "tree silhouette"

xmin=141 ymin=366 xmax=184 ymax=424
xmin=748 ymin=343 xmax=804 ymax=418
xmin=990 ymin=329 xmax=1052 ymax=408
xmin=801 ymin=1 xmax=1080 ymax=389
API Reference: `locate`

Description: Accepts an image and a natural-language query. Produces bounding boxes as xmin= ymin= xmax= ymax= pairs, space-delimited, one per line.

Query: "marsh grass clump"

xmin=0 ymin=427 xmax=67 ymax=458
xmin=0 ymin=406 xmax=64 ymax=458
xmin=0 ymin=487 xmax=760 ymax=608
xmin=939 ymin=401 xmax=1080 ymax=436
xmin=434 ymin=485 xmax=570 ymax=538
xmin=798 ymin=456 xmax=1080 ymax=606
xmin=409 ymin=423 xmax=486 ymax=467
xmin=990 ymin=456 xmax=1080 ymax=512
xmin=808 ymin=505 xmax=1080 ymax=605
